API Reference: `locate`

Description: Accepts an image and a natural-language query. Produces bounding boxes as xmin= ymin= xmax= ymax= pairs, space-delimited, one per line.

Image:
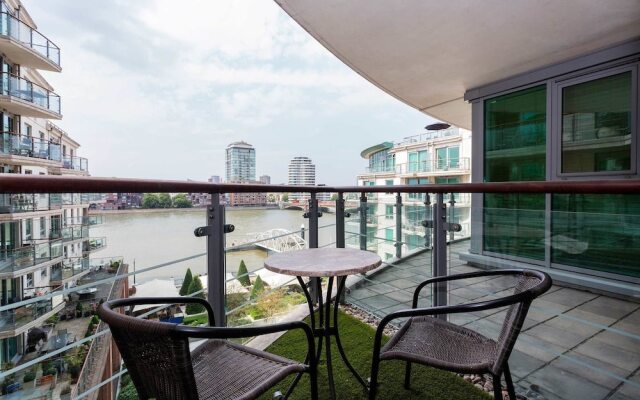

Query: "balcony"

xmin=0 ymin=294 xmax=64 ymax=338
xmin=51 ymin=256 xmax=123 ymax=284
xmin=83 ymin=237 xmax=107 ymax=254
xmin=62 ymin=155 xmax=89 ymax=173
xmin=0 ymin=239 xmax=63 ymax=277
xmin=61 ymin=225 xmax=89 ymax=242
xmin=0 ymin=131 xmax=63 ymax=165
xmin=0 ymin=176 xmax=637 ymax=400
xmin=0 ymin=11 xmax=61 ymax=71
xmin=396 ymin=157 xmax=470 ymax=175
xmin=0 ymin=72 xmax=61 ymax=119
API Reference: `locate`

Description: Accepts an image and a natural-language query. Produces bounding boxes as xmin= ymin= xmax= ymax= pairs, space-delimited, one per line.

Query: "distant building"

xmin=288 ymin=156 xmax=316 ymax=201
xmin=226 ymin=141 xmax=255 ymax=182
xmin=208 ymin=175 xmax=221 ymax=184
xmin=259 ymin=175 xmax=271 ymax=184
xmin=316 ymin=184 xmax=333 ymax=201
xmin=227 ymin=180 xmax=267 ymax=207
xmin=103 ymin=193 xmax=143 ymax=210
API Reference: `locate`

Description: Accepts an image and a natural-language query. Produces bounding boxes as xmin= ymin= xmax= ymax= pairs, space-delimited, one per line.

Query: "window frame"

xmin=552 ymin=63 xmax=638 ymax=178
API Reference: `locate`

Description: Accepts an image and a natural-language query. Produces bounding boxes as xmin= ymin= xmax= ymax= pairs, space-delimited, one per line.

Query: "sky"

xmin=28 ymin=0 xmax=434 ymax=185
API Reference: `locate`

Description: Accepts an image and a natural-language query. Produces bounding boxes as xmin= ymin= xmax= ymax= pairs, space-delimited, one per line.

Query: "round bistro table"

xmin=264 ymin=248 xmax=382 ymax=399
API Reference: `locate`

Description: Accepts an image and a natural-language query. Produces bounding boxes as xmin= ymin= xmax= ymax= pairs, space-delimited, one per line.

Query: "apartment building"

xmin=288 ymin=156 xmax=315 ymax=201
xmin=0 ymin=0 xmax=104 ymax=366
xmin=355 ymin=125 xmax=471 ymax=259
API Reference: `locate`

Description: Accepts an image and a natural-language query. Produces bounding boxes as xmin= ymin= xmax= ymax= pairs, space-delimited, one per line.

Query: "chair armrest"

xmin=411 ymin=269 xmax=526 ymax=308
xmin=106 ymin=296 xmax=216 ymax=326
xmin=178 ymin=320 xmax=316 ymax=367
xmin=373 ymin=290 xmax=531 ymax=362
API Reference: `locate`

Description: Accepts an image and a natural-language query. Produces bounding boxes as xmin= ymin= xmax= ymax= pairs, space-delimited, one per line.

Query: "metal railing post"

xmin=359 ymin=193 xmax=368 ymax=251
xmin=448 ymin=193 xmax=456 ymax=242
xmin=207 ymin=193 xmax=226 ymax=327
xmin=395 ymin=193 xmax=402 ymax=259
xmin=336 ymin=192 xmax=345 ymax=249
xmin=424 ymin=194 xmax=432 ymax=248
xmin=432 ymin=193 xmax=448 ymax=319
xmin=308 ymin=193 xmax=320 ymax=304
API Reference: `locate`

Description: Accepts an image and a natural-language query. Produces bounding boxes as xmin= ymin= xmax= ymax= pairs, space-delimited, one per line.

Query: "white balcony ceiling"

xmin=276 ymin=0 xmax=640 ymax=129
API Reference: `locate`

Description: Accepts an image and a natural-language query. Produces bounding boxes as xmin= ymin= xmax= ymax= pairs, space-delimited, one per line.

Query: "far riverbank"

xmin=89 ymin=205 xmax=281 ymax=215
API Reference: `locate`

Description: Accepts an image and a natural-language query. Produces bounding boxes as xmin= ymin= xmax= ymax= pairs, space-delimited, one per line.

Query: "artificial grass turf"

xmin=259 ymin=311 xmax=491 ymax=400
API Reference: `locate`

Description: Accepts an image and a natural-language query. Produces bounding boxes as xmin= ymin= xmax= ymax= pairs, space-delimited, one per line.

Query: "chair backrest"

xmin=98 ymin=300 xmax=200 ymax=400
xmin=492 ymin=270 xmax=551 ymax=375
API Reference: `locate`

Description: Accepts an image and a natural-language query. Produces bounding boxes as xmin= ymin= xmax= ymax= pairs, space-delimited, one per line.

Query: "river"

xmin=90 ymin=209 xmax=337 ymax=284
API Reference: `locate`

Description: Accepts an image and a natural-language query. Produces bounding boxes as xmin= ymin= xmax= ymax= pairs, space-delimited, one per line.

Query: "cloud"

xmin=23 ymin=0 xmax=431 ymax=184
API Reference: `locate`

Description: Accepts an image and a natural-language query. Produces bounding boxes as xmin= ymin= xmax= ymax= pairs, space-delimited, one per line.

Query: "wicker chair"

xmin=99 ymin=297 xmax=318 ymax=400
xmin=369 ymin=269 xmax=551 ymax=400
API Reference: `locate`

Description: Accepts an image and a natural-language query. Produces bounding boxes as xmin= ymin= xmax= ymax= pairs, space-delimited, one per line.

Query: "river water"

xmin=90 ymin=209 xmax=337 ymax=284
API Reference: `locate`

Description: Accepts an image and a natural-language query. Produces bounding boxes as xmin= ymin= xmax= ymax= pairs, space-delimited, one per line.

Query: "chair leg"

xmin=504 ymin=364 xmax=516 ymax=400
xmin=369 ymin=357 xmax=380 ymax=400
xmin=492 ymin=373 xmax=503 ymax=400
xmin=404 ymin=362 xmax=412 ymax=389
xmin=309 ymin=369 xmax=318 ymax=400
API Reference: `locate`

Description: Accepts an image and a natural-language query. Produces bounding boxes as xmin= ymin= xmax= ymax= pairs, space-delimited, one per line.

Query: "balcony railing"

xmin=0 ymin=72 xmax=61 ymax=114
xmin=0 ymin=131 xmax=62 ymax=161
xmin=0 ymin=239 xmax=63 ymax=274
xmin=0 ymin=175 xmax=638 ymax=400
xmin=397 ymin=127 xmax=460 ymax=145
xmin=0 ymin=11 xmax=60 ymax=68
xmin=0 ymin=294 xmax=62 ymax=333
xmin=51 ymin=256 xmax=123 ymax=282
xmin=83 ymin=237 xmax=107 ymax=253
xmin=62 ymin=225 xmax=89 ymax=242
xmin=395 ymin=157 xmax=470 ymax=174
xmin=62 ymin=155 xmax=89 ymax=172
xmin=0 ymin=192 xmax=99 ymax=213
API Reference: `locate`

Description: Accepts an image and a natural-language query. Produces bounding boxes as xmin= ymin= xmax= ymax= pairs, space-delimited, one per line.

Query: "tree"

xmin=267 ymin=194 xmax=275 ymax=203
xmin=173 ymin=193 xmax=192 ymax=208
xmin=158 ymin=193 xmax=172 ymax=208
xmin=141 ymin=193 xmax=160 ymax=208
xmin=179 ymin=268 xmax=193 ymax=296
xmin=186 ymin=275 xmax=205 ymax=315
xmin=250 ymin=275 xmax=266 ymax=300
xmin=282 ymin=193 xmax=289 ymax=202
xmin=237 ymin=260 xmax=250 ymax=287
xmin=330 ymin=193 xmax=338 ymax=201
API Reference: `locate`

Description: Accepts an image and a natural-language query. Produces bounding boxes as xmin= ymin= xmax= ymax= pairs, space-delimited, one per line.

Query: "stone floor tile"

xmin=384 ymin=288 xmax=414 ymax=303
xmin=526 ymin=322 xmax=588 ymax=348
xmin=574 ymin=296 xmax=639 ymax=320
xmin=549 ymin=350 xmax=631 ymax=390
xmin=353 ymin=294 xmax=397 ymax=311
xmin=590 ymin=330 xmax=640 ymax=355
xmin=614 ymin=369 xmax=640 ymax=400
xmin=347 ymin=287 xmax=377 ymax=301
xmin=366 ymin=282 xmax=397 ymax=295
xmin=507 ymin=349 xmax=546 ymax=381
xmin=574 ymin=336 xmax=640 ymax=372
xmin=525 ymin=364 xmax=611 ymax=400
xmin=515 ymin=334 xmax=565 ymax=363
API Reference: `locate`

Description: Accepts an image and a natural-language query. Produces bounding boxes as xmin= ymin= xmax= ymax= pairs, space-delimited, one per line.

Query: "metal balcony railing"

xmin=395 ymin=157 xmax=471 ymax=174
xmin=83 ymin=237 xmax=107 ymax=253
xmin=0 ymin=192 xmax=99 ymax=213
xmin=0 ymin=295 xmax=61 ymax=333
xmin=0 ymin=238 xmax=63 ymax=274
xmin=62 ymin=155 xmax=89 ymax=172
xmin=0 ymin=72 xmax=61 ymax=114
xmin=0 ymin=11 xmax=60 ymax=67
xmin=0 ymin=175 xmax=637 ymax=400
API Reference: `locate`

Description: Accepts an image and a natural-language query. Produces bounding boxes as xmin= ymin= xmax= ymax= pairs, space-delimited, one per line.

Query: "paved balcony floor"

xmin=346 ymin=241 xmax=640 ymax=400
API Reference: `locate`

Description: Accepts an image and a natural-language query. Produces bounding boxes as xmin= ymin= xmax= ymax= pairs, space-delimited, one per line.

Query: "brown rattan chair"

xmin=369 ymin=269 xmax=552 ymax=400
xmin=99 ymin=297 xmax=318 ymax=400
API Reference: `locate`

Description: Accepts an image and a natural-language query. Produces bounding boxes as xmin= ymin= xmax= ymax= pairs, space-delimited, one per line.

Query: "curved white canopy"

xmin=277 ymin=0 xmax=640 ymax=129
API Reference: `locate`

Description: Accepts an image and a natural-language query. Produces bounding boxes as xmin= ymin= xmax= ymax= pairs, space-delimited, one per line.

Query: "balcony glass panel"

xmin=49 ymin=193 xmax=62 ymax=208
xmin=0 ymin=246 xmax=34 ymax=272
xmin=0 ymin=72 xmax=61 ymax=114
xmin=561 ymin=72 xmax=632 ymax=173
xmin=0 ymin=297 xmax=55 ymax=333
xmin=0 ymin=11 xmax=60 ymax=66
xmin=0 ymin=193 xmax=35 ymax=213
xmin=484 ymin=85 xmax=547 ymax=260
xmin=49 ymin=142 xmax=61 ymax=161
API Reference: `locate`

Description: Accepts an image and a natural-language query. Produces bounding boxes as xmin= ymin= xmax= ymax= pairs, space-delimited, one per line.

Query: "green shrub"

xmin=185 ymin=276 xmax=205 ymax=315
xmin=22 ymin=370 xmax=36 ymax=383
xmin=118 ymin=380 xmax=139 ymax=400
xmin=237 ymin=260 xmax=250 ymax=287
xmin=179 ymin=269 xmax=193 ymax=296
xmin=90 ymin=315 xmax=100 ymax=325
xmin=250 ymin=275 xmax=265 ymax=300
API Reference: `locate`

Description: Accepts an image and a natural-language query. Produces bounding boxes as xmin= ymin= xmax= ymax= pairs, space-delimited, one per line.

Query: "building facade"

xmin=259 ymin=175 xmax=270 ymax=185
xmin=288 ymin=156 xmax=316 ymax=201
xmin=355 ymin=126 xmax=472 ymax=260
xmin=0 ymin=0 xmax=104 ymax=366
xmin=225 ymin=141 xmax=255 ymax=182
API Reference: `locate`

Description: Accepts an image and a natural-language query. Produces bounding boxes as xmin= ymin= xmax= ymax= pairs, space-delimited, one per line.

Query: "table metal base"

xmin=284 ymin=276 xmax=368 ymax=400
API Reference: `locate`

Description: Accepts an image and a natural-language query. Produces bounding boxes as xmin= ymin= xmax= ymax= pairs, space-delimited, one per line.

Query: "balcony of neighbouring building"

xmin=0 ymin=238 xmax=62 ymax=277
xmin=0 ymin=72 xmax=61 ymax=119
xmin=0 ymin=131 xmax=63 ymax=167
xmin=0 ymin=293 xmax=64 ymax=339
xmin=82 ymin=237 xmax=107 ymax=254
xmin=395 ymin=157 xmax=470 ymax=175
xmin=0 ymin=10 xmax=61 ymax=71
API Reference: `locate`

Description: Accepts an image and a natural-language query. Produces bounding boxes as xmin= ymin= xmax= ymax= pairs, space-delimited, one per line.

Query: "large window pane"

xmin=484 ymin=85 xmax=546 ymax=260
xmin=552 ymin=194 xmax=640 ymax=277
xmin=561 ymin=72 xmax=632 ymax=173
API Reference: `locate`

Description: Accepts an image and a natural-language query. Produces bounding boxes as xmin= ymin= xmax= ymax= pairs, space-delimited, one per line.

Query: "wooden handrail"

xmin=0 ymin=174 xmax=638 ymax=194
